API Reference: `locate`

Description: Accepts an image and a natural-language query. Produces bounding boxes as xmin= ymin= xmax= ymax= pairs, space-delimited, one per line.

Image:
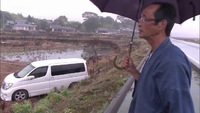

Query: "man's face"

xmin=138 ymin=4 xmax=161 ymax=39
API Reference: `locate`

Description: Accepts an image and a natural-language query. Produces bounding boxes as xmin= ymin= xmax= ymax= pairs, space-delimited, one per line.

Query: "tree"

xmin=67 ymin=21 xmax=82 ymax=30
xmin=116 ymin=15 xmax=136 ymax=29
xmin=0 ymin=11 xmax=12 ymax=27
xmin=121 ymin=18 xmax=135 ymax=28
xmin=82 ymin=12 xmax=98 ymax=20
xmin=54 ymin=16 xmax=68 ymax=26
xmin=27 ymin=15 xmax=34 ymax=22
xmin=112 ymin=21 xmax=120 ymax=29
xmin=82 ymin=17 xmax=101 ymax=32
xmin=116 ymin=15 xmax=126 ymax=23
xmin=36 ymin=19 xmax=50 ymax=31
xmin=100 ymin=16 xmax=115 ymax=28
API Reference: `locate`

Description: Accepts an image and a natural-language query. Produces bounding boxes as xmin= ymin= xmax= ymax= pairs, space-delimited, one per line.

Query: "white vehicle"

xmin=1 ymin=58 xmax=89 ymax=101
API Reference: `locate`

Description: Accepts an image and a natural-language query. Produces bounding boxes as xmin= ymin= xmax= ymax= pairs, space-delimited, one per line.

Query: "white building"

xmin=11 ymin=19 xmax=37 ymax=31
xmin=12 ymin=23 xmax=36 ymax=31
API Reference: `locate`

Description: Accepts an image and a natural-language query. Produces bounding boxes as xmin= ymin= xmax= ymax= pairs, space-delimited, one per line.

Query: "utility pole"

xmin=2 ymin=14 xmax=4 ymax=30
xmin=1 ymin=14 xmax=4 ymax=43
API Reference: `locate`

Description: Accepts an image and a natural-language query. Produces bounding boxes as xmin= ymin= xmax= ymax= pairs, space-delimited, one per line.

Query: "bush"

xmin=46 ymin=92 xmax=62 ymax=107
xmin=12 ymin=100 xmax=32 ymax=113
xmin=60 ymin=89 xmax=74 ymax=98
xmin=33 ymin=105 xmax=50 ymax=113
xmin=33 ymin=96 xmax=54 ymax=113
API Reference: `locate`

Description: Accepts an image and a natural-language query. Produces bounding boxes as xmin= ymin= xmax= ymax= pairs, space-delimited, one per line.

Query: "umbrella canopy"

xmin=90 ymin=0 xmax=200 ymax=24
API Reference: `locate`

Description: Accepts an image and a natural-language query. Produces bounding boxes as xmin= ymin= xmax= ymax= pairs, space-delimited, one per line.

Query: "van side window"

xmin=29 ymin=66 xmax=48 ymax=78
xmin=51 ymin=63 xmax=85 ymax=76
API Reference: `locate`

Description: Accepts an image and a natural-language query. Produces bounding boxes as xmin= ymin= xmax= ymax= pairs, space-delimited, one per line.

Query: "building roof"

xmin=13 ymin=23 xmax=36 ymax=27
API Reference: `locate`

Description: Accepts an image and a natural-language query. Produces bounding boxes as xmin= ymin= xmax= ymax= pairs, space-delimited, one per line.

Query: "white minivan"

xmin=1 ymin=58 xmax=89 ymax=101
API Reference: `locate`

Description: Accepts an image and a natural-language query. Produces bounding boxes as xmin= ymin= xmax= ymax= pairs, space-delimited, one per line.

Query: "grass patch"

xmin=12 ymin=101 xmax=32 ymax=113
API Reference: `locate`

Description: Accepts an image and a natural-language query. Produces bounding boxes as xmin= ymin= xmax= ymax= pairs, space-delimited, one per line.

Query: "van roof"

xmin=31 ymin=58 xmax=86 ymax=67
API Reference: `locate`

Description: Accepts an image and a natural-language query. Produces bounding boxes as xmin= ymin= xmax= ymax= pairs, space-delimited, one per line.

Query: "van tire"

xmin=12 ymin=90 xmax=28 ymax=101
xmin=69 ymin=82 xmax=77 ymax=89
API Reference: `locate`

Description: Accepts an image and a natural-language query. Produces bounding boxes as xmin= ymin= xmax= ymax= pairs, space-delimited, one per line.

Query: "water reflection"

xmin=1 ymin=47 xmax=112 ymax=62
xmin=81 ymin=47 xmax=111 ymax=60
xmin=1 ymin=42 xmax=115 ymax=62
xmin=1 ymin=49 xmax=83 ymax=62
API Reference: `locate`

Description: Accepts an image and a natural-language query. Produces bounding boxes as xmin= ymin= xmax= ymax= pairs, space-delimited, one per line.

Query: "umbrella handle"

xmin=113 ymin=40 xmax=133 ymax=70
xmin=114 ymin=3 xmax=139 ymax=70
xmin=113 ymin=55 xmax=125 ymax=70
xmin=114 ymin=24 xmax=135 ymax=70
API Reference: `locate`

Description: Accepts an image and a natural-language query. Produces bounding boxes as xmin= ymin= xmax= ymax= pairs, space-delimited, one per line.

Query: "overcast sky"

xmin=1 ymin=0 xmax=199 ymax=38
xmin=1 ymin=0 xmax=116 ymax=21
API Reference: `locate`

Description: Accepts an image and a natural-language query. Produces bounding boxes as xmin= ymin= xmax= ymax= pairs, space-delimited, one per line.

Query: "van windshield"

xmin=17 ymin=64 xmax=35 ymax=78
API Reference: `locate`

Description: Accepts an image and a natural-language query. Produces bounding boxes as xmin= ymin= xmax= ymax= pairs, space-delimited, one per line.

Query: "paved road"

xmin=171 ymin=38 xmax=200 ymax=68
xmin=116 ymin=39 xmax=200 ymax=113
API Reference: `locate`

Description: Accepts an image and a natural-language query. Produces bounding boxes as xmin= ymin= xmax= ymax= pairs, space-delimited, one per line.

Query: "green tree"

xmin=100 ymin=16 xmax=115 ymax=28
xmin=82 ymin=12 xmax=98 ymax=20
xmin=116 ymin=15 xmax=135 ymax=29
xmin=39 ymin=19 xmax=50 ymax=30
xmin=27 ymin=15 xmax=34 ymax=22
xmin=67 ymin=21 xmax=82 ymax=30
xmin=116 ymin=15 xmax=126 ymax=23
xmin=112 ymin=21 xmax=120 ymax=29
xmin=121 ymin=18 xmax=135 ymax=28
xmin=54 ymin=16 xmax=68 ymax=26
xmin=82 ymin=17 xmax=101 ymax=32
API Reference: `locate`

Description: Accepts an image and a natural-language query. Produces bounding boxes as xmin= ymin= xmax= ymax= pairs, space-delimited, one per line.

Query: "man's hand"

xmin=123 ymin=55 xmax=140 ymax=80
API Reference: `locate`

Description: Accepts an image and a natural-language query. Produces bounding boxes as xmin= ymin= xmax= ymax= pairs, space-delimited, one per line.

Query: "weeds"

xmin=33 ymin=105 xmax=50 ymax=113
xmin=60 ymin=89 xmax=74 ymax=98
xmin=12 ymin=101 xmax=32 ymax=113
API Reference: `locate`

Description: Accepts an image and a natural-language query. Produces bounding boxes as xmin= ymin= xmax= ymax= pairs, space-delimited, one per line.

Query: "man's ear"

xmin=158 ymin=20 xmax=167 ymax=30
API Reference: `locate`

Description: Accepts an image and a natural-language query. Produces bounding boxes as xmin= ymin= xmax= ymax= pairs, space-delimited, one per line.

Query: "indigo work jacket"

xmin=129 ymin=38 xmax=195 ymax=113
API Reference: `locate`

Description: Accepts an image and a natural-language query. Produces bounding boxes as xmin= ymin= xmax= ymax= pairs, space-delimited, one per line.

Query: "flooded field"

xmin=1 ymin=44 xmax=116 ymax=63
xmin=1 ymin=49 xmax=83 ymax=62
xmin=0 ymin=32 xmax=127 ymax=80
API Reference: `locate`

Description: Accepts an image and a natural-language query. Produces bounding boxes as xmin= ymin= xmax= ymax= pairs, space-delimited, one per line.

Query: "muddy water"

xmin=0 ymin=46 xmax=112 ymax=62
xmin=1 ymin=49 xmax=83 ymax=62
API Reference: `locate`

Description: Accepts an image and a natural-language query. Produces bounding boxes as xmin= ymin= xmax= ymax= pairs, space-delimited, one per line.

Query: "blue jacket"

xmin=129 ymin=38 xmax=195 ymax=113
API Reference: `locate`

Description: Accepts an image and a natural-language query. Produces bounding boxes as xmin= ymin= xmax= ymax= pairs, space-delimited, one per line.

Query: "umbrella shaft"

xmin=128 ymin=42 xmax=133 ymax=56
xmin=128 ymin=21 xmax=137 ymax=56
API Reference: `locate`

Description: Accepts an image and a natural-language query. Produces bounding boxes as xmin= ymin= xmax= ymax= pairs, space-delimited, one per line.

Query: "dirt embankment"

xmin=0 ymin=60 xmax=27 ymax=112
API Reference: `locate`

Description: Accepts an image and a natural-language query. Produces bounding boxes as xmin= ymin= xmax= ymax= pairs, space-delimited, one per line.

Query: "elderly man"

xmin=123 ymin=2 xmax=195 ymax=113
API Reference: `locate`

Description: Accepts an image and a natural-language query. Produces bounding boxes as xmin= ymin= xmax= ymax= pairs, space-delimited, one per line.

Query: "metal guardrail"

xmin=186 ymin=55 xmax=200 ymax=72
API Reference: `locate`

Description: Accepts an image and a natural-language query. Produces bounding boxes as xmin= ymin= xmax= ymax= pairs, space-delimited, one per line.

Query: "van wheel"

xmin=12 ymin=90 xmax=28 ymax=101
xmin=69 ymin=82 xmax=77 ymax=89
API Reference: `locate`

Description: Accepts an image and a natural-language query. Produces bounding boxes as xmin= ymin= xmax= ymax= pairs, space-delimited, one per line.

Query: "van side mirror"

xmin=27 ymin=76 xmax=35 ymax=80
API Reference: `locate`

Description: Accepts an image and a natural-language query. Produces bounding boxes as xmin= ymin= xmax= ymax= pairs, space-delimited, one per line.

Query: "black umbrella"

xmin=90 ymin=0 xmax=200 ymax=70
